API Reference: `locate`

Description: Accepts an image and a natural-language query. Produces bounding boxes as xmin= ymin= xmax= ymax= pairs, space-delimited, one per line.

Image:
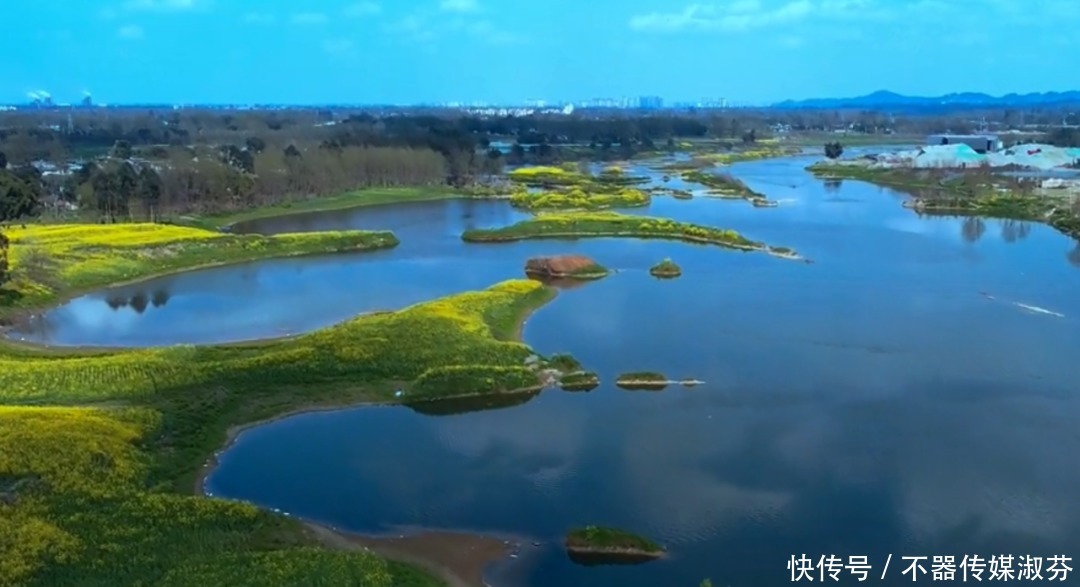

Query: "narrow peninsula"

xmin=462 ymin=211 xmax=803 ymax=260
xmin=0 ymin=223 xmax=398 ymax=320
xmin=565 ymin=526 xmax=665 ymax=565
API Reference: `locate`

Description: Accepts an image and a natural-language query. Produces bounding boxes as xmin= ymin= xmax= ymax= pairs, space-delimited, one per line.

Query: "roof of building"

xmin=928 ymin=133 xmax=1000 ymax=139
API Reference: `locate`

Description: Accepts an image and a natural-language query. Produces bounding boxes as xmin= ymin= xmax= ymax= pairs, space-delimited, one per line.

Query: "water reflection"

xmin=405 ymin=391 xmax=541 ymax=417
xmin=961 ymin=217 xmax=986 ymax=243
xmin=1000 ymin=219 xmax=1031 ymax=243
xmin=1068 ymin=244 xmax=1080 ymax=268
xmin=104 ymin=289 xmax=171 ymax=314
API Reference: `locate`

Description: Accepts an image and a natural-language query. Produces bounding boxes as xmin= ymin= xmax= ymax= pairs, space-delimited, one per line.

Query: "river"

xmin=16 ymin=154 xmax=1080 ymax=586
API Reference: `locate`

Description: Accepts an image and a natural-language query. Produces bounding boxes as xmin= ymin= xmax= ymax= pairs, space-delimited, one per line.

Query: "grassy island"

xmin=657 ymin=144 xmax=792 ymax=171
xmin=462 ymin=212 xmax=800 ymax=259
xmin=615 ymin=372 xmax=669 ymax=391
xmin=0 ymin=223 xmax=398 ymax=319
xmin=564 ymin=526 xmax=664 ymax=564
xmin=0 ymin=265 xmax=576 ymax=586
xmin=649 ymin=258 xmax=682 ymax=278
xmin=525 ymin=255 xmax=609 ymax=280
xmin=807 ymin=162 xmax=1080 ymax=240
xmin=510 ymin=187 xmax=650 ymax=211
xmin=682 ymin=171 xmax=776 ymax=207
xmin=508 ymin=165 xmax=648 ymax=190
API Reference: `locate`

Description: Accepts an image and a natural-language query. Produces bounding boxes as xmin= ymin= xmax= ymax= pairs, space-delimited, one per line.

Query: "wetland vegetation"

xmin=558 ymin=371 xmax=601 ymax=392
xmin=681 ymin=170 xmax=776 ymax=206
xmin=649 ymin=258 xmax=682 ymax=278
xmin=808 ymin=162 xmax=1080 ymax=239
xmin=564 ymin=526 xmax=664 ymax=562
xmin=461 ymin=211 xmax=799 ymax=258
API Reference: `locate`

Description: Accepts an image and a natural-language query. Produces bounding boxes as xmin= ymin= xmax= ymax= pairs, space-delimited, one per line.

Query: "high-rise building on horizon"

xmin=638 ymin=96 xmax=664 ymax=110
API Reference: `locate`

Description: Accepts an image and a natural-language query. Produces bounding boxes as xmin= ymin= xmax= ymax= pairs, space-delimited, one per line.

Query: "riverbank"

xmin=0 ymin=223 xmax=398 ymax=321
xmin=461 ymin=211 xmax=804 ymax=259
xmin=808 ymin=161 xmax=1080 ymax=240
xmin=0 ymin=275 xmax=574 ymax=586
xmin=169 ymin=186 xmax=500 ymax=231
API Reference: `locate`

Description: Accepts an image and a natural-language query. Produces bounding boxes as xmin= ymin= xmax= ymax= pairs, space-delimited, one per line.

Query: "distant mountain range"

xmin=772 ymin=90 xmax=1080 ymax=110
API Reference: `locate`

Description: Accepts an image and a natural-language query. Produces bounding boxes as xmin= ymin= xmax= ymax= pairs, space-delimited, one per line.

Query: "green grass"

xmin=558 ymin=371 xmax=600 ymax=392
xmin=564 ymin=526 xmax=663 ymax=554
xmin=461 ymin=211 xmax=795 ymax=256
xmin=649 ymin=258 xmax=682 ymax=278
xmin=0 ymin=275 xmax=570 ymax=586
xmin=170 ymin=186 xmax=477 ymax=230
xmin=510 ymin=187 xmax=650 ymax=211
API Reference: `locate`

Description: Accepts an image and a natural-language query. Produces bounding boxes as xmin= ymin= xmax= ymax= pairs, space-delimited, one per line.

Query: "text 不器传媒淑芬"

xmin=787 ymin=554 xmax=1073 ymax=581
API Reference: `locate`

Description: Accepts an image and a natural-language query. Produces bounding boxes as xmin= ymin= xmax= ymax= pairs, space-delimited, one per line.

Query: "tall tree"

xmin=0 ymin=170 xmax=42 ymax=287
xmin=137 ymin=167 xmax=163 ymax=220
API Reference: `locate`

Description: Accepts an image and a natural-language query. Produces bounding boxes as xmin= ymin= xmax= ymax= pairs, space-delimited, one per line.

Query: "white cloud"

xmin=117 ymin=24 xmax=145 ymax=39
xmin=291 ymin=12 xmax=328 ymax=25
xmin=386 ymin=14 xmax=438 ymax=43
xmin=467 ymin=20 xmax=526 ymax=45
xmin=344 ymin=2 xmax=381 ymax=17
xmin=439 ymin=0 xmax=479 ymax=12
xmin=387 ymin=3 xmax=521 ymax=45
xmin=241 ymin=12 xmax=276 ymax=24
xmin=630 ymin=1 xmax=815 ymax=32
xmin=323 ymin=38 xmax=356 ymax=55
xmin=124 ymin=0 xmax=202 ymax=11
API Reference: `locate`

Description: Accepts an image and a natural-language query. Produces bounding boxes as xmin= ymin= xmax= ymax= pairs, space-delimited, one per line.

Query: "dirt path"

xmin=304 ymin=522 xmax=513 ymax=587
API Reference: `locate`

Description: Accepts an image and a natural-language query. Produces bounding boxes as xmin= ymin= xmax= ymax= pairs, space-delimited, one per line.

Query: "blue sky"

xmin=4 ymin=0 xmax=1079 ymax=105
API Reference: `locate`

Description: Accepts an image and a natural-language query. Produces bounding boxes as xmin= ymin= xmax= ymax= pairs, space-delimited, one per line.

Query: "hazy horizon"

xmin=5 ymin=0 xmax=1079 ymax=105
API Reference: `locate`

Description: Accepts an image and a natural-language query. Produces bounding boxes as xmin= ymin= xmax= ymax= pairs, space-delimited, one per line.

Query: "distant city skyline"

xmin=4 ymin=1 xmax=1080 ymax=105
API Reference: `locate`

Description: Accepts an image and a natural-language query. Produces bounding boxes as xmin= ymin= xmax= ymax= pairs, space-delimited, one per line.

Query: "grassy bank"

xmin=461 ymin=211 xmax=799 ymax=257
xmin=782 ymin=132 xmax=922 ymax=147
xmin=656 ymin=144 xmax=794 ymax=171
xmin=170 ymin=186 xmax=484 ymax=231
xmin=808 ymin=162 xmax=1080 ymax=239
xmin=0 ymin=223 xmax=398 ymax=319
xmin=0 ymin=274 xmax=568 ymax=586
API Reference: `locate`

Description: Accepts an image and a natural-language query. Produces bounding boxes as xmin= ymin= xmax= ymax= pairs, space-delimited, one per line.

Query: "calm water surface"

xmin=16 ymin=154 xmax=1080 ymax=585
xmin=204 ymin=155 xmax=1079 ymax=586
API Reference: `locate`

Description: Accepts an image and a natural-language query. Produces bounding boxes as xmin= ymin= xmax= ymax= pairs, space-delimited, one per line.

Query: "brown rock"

xmin=524 ymin=255 xmax=606 ymax=279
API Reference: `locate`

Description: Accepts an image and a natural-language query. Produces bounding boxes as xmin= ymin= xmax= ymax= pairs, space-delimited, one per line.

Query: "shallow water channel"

xmin=22 ymin=154 xmax=1080 ymax=585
